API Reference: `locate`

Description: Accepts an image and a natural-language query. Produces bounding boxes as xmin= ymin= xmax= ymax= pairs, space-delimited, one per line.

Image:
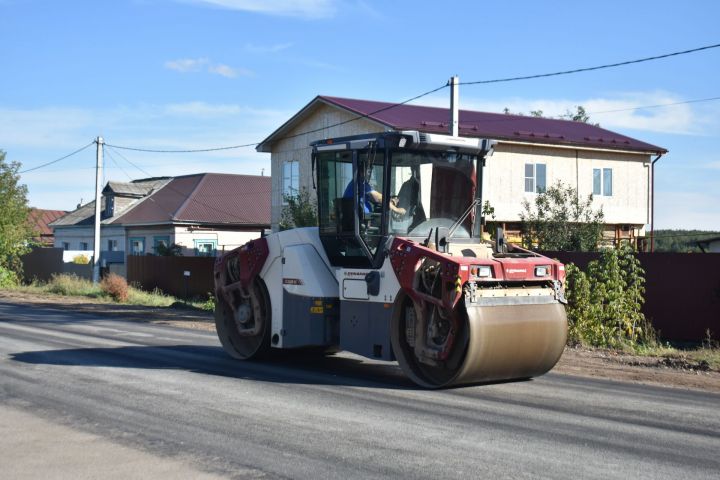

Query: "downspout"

xmin=650 ymin=153 xmax=664 ymax=253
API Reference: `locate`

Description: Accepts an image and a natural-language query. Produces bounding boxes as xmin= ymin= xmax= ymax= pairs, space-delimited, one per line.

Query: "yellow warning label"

xmin=310 ymin=306 xmax=324 ymax=314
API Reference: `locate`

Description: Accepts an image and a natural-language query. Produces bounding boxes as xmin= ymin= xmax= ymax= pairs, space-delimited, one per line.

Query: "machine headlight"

xmin=535 ymin=266 xmax=550 ymax=277
xmin=474 ymin=265 xmax=493 ymax=278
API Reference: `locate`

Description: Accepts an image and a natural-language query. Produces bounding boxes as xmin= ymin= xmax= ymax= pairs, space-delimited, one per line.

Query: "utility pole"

xmin=449 ymin=75 xmax=459 ymax=137
xmin=92 ymin=137 xmax=104 ymax=283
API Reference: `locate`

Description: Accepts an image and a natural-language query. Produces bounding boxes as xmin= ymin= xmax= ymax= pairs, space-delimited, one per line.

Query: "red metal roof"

xmin=113 ymin=173 xmax=270 ymax=226
xmin=260 ymin=95 xmax=666 ymax=154
xmin=28 ymin=208 xmax=68 ymax=237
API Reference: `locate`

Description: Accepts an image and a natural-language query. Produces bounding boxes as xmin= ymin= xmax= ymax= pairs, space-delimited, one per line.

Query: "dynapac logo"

xmin=506 ymin=268 xmax=528 ymax=274
xmin=344 ymin=271 xmax=367 ymax=277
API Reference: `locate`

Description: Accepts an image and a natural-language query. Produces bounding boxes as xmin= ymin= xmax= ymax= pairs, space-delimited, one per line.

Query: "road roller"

xmin=214 ymin=131 xmax=567 ymax=388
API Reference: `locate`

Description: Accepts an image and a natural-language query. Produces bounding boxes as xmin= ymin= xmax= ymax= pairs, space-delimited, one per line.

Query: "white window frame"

xmin=593 ymin=168 xmax=613 ymax=196
xmin=282 ymin=160 xmax=300 ymax=204
xmin=524 ymin=163 xmax=546 ymax=194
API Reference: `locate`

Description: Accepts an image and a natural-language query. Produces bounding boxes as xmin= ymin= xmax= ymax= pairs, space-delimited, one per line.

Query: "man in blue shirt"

xmin=343 ymin=164 xmax=405 ymax=215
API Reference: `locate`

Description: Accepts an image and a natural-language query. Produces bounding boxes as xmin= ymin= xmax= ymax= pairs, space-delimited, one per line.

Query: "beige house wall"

xmin=484 ymin=143 xmax=652 ymax=233
xmin=266 ymin=105 xmax=655 ymax=236
xmin=269 ymin=104 xmax=385 ymax=230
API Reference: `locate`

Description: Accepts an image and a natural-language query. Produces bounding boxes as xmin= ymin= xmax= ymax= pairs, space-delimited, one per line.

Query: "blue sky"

xmin=1 ymin=0 xmax=719 ymax=229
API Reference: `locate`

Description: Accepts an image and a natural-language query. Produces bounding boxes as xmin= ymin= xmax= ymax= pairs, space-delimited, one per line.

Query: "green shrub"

xmin=200 ymin=292 xmax=216 ymax=311
xmin=0 ymin=265 xmax=19 ymax=288
xmin=100 ymin=273 xmax=129 ymax=302
xmin=564 ymin=246 xmax=655 ymax=348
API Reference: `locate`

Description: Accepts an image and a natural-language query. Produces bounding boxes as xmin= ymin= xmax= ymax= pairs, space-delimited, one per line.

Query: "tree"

xmin=279 ymin=187 xmax=318 ymax=230
xmin=520 ymin=181 xmax=604 ymax=251
xmin=502 ymin=105 xmax=599 ymax=126
xmin=0 ymin=150 xmax=32 ymax=276
xmin=560 ymin=105 xmax=599 ymax=126
xmin=154 ymin=242 xmax=183 ymax=256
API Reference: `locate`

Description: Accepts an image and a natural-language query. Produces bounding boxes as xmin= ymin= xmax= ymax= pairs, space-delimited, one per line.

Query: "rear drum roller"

xmin=215 ymin=278 xmax=271 ymax=360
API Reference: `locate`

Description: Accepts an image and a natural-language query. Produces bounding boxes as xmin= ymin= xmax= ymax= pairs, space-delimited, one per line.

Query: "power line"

xmin=460 ymin=42 xmax=720 ymax=85
xmin=106 ymin=145 xmax=256 ymax=222
xmin=588 ymin=96 xmax=720 ymax=115
xmin=103 ymin=83 xmax=449 ymax=154
xmin=19 ymin=141 xmax=95 ymax=174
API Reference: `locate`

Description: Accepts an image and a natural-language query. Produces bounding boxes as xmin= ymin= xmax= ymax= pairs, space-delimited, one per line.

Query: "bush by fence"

xmin=543 ymin=251 xmax=720 ymax=342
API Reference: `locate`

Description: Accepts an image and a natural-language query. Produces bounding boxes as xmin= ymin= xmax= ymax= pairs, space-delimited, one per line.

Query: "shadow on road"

xmin=10 ymin=345 xmax=419 ymax=390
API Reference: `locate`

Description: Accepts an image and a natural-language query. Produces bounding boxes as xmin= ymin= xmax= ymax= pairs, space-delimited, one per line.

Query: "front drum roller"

xmin=215 ymin=278 xmax=271 ymax=360
xmin=391 ymin=296 xmax=567 ymax=388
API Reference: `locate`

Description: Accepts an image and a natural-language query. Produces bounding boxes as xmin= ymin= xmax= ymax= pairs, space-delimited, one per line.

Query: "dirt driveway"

xmin=2 ymin=290 xmax=719 ymax=393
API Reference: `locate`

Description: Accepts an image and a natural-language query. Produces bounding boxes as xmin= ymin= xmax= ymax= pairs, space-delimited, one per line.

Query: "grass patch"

xmin=5 ymin=274 xmax=215 ymax=311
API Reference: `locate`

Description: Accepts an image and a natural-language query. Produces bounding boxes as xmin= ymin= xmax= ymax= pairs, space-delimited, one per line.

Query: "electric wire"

xmin=460 ymin=43 xmax=720 ymax=85
xmin=103 ymin=84 xmax=449 ymax=154
xmin=19 ymin=141 xmax=95 ymax=174
xmin=106 ymin=145 xmax=260 ymax=223
xmin=587 ymin=96 xmax=720 ymax=115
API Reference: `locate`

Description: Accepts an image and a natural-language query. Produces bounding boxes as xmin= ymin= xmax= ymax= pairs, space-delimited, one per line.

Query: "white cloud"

xmin=182 ymin=0 xmax=337 ymax=19
xmin=164 ymin=58 xmax=252 ymax=78
xmin=417 ymin=90 xmax=719 ymax=136
xmin=244 ymin=42 xmax=293 ymax=54
xmin=164 ymin=57 xmax=209 ymax=72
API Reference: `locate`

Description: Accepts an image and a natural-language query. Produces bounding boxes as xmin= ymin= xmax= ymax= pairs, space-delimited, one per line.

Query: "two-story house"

xmin=257 ymin=95 xmax=667 ymax=246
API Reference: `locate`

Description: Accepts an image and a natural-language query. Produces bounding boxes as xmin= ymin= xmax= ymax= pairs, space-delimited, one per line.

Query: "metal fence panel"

xmin=542 ymin=251 xmax=720 ymax=342
xmin=126 ymin=256 xmax=215 ymax=299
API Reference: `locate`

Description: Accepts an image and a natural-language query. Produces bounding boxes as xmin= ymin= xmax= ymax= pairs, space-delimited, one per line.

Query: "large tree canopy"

xmin=0 ymin=150 xmax=32 ymax=272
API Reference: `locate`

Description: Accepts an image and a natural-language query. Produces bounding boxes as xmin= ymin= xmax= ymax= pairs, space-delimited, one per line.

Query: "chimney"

xmin=449 ymin=75 xmax=459 ymax=137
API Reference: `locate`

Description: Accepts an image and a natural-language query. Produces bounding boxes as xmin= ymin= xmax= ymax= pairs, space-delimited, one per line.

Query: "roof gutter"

xmin=497 ymin=139 xmax=664 ymax=156
xmin=650 ymin=153 xmax=664 ymax=253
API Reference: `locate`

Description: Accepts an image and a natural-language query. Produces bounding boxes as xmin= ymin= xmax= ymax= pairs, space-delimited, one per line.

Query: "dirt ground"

xmin=2 ymin=290 xmax=719 ymax=394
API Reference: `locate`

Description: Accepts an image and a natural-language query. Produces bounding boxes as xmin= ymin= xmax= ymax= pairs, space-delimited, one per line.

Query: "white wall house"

xmin=257 ymin=95 xmax=666 ymax=248
xmin=51 ymin=173 xmax=271 ymax=277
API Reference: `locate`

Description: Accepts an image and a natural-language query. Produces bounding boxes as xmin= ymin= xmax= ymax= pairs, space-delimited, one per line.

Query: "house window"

xmin=62 ymin=242 xmax=70 ymax=251
xmin=593 ymin=168 xmax=613 ymax=196
xmin=524 ymin=163 xmax=546 ymax=193
xmin=283 ymin=160 xmax=300 ymax=203
xmin=105 ymin=195 xmax=115 ymax=217
xmin=107 ymin=239 xmax=119 ymax=251
xmin=153 ymin=236 xmax=170 ymax=254
xmin=130 ymin=237 xmax=145 ymax=255
xmin=80 ymin=242 xmax=89 ymax=250
xmin=194 ymin=239 xmax=217 ymax=257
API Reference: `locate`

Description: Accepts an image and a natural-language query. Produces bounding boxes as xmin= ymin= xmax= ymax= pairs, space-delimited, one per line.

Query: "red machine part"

xmin=215 ymin=237 xmax=270 ymax=299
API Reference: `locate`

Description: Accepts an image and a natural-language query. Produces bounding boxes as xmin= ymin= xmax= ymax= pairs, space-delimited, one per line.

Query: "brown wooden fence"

xmin=126 ymin=256 xmax=215 ymax=299
xmin=542 ymin=251 xmax=720 ymax=342
xmin=126 ymin=251 xmax=720 ymax=342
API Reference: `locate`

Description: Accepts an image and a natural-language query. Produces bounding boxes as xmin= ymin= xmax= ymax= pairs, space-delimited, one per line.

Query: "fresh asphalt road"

xmin=1 ymin=301 xmax=719 ymax=480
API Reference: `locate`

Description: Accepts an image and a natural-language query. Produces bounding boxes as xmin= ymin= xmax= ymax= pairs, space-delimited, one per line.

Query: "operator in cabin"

xmin=343 ymin=162 xmax=406 ymax=217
